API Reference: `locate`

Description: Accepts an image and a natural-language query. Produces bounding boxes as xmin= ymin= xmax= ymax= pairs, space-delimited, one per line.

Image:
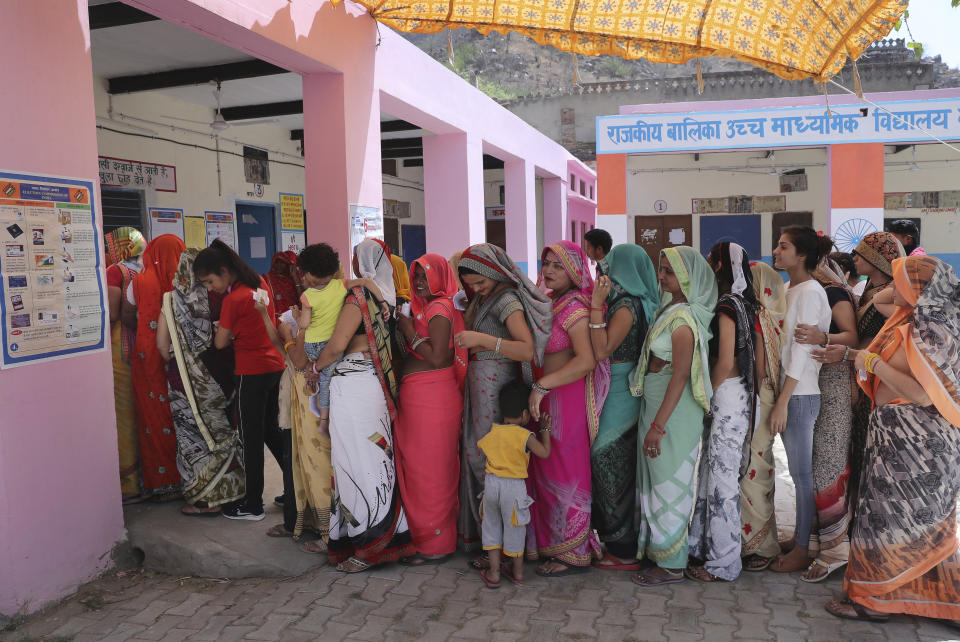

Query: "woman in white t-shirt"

xmin=769 ymin=226 xmax=832 ymax=573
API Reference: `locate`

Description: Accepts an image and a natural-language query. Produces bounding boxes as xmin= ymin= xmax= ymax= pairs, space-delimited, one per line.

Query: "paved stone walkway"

xmin=4 ymin=550 xmax=960 ymax=641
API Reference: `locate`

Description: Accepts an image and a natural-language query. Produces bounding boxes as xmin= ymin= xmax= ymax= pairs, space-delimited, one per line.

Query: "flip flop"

xmin=825 ymin=598 xmax=889 ymax=622
xmin=399 ymin=554 xmax=452 ymax=566
xmin=266 ymin=524 xmax=295 ymax=538
xmin=632 ymin=568 xmax=685 ymax=587
xmin=800 ymin=558 xmax=847 ymax=583
xmin=468 ymin=555 xmax=490 ymax=570
xmin=300 ymin=540 xmax=328 ymax=554
xmin=535 ymin=561 xmax=590 ymax=577
xmin=478 ymin=568 xmax=501 ymax=589
xmin=742 ymin=554 xmax=774 ymax=572
xmin=684 ymin=565 xmax=727 ymax=583
xmin=501 ymin=560 xmax=524 ymax=586
xmin=591 ymin=552 xmax=643 ymax=571
xmin=336 ymin=556 xmax=371 ymax=574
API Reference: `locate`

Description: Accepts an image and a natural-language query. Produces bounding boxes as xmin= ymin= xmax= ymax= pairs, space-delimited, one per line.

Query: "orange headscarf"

xmin=409 ymin=253 xmax=468 ymax=390
xmin=860 ymin=256 xmax=960 ymax=426
xmin=391 ymin=254 xmax=412 ymax=302
xmin=133 ymin=234 xmax=187 ymax=355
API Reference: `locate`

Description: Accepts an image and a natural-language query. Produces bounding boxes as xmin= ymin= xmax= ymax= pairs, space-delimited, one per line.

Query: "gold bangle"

xmin=865 ymin=352 xmax=880 ymax=375
xmin=283 ymin=340 xmax=296 ymax=352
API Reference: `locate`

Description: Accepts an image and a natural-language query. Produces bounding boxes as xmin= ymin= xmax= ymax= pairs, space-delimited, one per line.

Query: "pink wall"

xmin=0 ymin=0 xmax=125 ymax=616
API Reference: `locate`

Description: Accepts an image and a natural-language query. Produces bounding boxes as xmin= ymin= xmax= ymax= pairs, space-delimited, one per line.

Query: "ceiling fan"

xmin=160 ymin=80 xmax=279 ymax=132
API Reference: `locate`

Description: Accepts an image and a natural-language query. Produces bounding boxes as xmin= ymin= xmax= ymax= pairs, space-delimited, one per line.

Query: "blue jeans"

xmin=305 ymin=339 xmax=334 ymax=409
xmin=781 ymin=394 xmax=820 ymax=548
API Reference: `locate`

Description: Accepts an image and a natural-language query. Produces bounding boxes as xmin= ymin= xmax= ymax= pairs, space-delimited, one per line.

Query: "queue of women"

xmin=104 ymin=223 xmax=960 ymax=625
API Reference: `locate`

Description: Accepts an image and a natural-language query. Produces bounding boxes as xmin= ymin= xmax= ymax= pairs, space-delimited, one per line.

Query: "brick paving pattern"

xmin=3 ymin=555 xmax=959 ymax=641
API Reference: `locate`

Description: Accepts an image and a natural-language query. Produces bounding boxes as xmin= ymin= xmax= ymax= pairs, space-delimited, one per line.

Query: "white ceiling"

xmin=88 ymin=2 xmax=424 ymax=138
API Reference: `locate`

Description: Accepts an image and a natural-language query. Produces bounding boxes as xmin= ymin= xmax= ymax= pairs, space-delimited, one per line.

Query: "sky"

xmin=898 ymin=0 xmax=960 ymax=69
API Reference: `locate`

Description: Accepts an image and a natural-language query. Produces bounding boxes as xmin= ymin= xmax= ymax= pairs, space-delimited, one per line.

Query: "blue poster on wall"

xmin=699 ymin=215 xmax=762 ymax=260
xmin=0 ymin=170 xmax=106 ymax=368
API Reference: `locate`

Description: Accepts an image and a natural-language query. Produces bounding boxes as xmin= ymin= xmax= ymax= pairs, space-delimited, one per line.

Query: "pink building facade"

xmin=0 ymin=0 xmax=594 ymax=616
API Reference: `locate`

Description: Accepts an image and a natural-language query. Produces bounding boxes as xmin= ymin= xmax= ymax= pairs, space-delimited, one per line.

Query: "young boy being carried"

xmin=477 ymin=379 xmax=552 ymax=588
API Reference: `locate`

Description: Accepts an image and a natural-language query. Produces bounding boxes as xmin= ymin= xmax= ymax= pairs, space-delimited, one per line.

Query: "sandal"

xmin=800 ymin=558 xmax=847 ymax=583
xmin=684 ymin=565 xmax=727 ymax=583
xmin=825 ymin=597 xmax=889 ymax=622
xmin=336 ymin=556 xmax=371 ymax=573
xmin=300 ymin=540 xmax=328 ymax=554
xmin=500 ymin=560 xmax=524 ymax=586
xmin=770 ymin=552 xmax=814 ymax=573
xmin=743 ymin=554 xmax=774 ymax=572
xmin=469 ymin=554 xmax=489 ymax=570
xmin=266 ymin=524 xmax=295 ymax=538
xmin=632 ymin=567 xmax=685 ymax=587
xmin=535 ymin=560 xmax=590 ymax=577
xmin=592 ymin=552 xmax=642 ymax=571
xmin=478 ymin=568 xmax=501 ymax=589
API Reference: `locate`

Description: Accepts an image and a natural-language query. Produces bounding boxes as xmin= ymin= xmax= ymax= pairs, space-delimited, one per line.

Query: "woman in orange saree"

xmin=131 ymin=234 xmax=186 ymax=495
xmin=824 ymin=255 xmax=960 ymax=625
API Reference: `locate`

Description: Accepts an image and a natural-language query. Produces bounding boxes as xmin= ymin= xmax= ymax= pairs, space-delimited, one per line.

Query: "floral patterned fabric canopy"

xmin=347 ymin=0 xmax=908 ymax=81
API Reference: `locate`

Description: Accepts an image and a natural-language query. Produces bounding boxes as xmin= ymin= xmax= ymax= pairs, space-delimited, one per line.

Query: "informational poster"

xmin=279 ymin=193 xmax=305 ymax=230
xmin=184 ymin=217 xmax=205 ymax=249
xmin=485 ymin=206 xmax=505 ymax=221
xmin=204 ymin=211 xmax=236 ymax=250
xmin=281 ymin=230 xmax=306 ymax=254
xmin=0 ymin=170 xmax=106 ymax=368
xmin=149 ymin=208 xmax=184 ymax=240
xmin=349 ymin=204 xmax=384 ymax=251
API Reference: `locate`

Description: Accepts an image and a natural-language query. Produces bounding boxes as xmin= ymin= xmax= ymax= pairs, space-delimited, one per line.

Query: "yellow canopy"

xmin=348 ymin=0 xmax=907 ymax=81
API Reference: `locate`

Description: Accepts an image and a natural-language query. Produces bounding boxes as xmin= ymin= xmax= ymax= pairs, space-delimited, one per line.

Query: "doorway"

xmin=634 ymin=215 xmax=693 ymax=265
xmin=236 ymin=202 xmax=277 ymax=274
xmin=699 ymin=215 xmax=762 ymax=259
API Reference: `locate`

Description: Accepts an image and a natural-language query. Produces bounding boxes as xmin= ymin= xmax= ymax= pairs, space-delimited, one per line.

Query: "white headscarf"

xmin=354 ymin=239 xmax=396 ymax=307
xmin=729 ymin=242 xmax=748 ymax=297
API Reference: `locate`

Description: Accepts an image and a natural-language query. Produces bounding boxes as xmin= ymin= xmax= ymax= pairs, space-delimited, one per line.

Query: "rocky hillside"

xmin=402 ymin=30 xmax=960 ymax=101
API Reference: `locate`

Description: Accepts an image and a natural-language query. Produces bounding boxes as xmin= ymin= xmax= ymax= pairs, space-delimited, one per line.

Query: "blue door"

xmin=235 ymin=203 xmax=276 ymax=275
xmin=699 ymin=215 xmax=762 ymax=260
xmin=401 ymin=224 xmax=426 ymax=267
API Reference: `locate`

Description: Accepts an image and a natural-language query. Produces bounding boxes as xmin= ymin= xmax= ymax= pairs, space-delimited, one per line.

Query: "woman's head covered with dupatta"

xmin=540 ymin=240 xmax=595 ymax=300
xmin=105 ymin=226 xmax=146 ymax=266
xmin=602 ymin=244 xmax=659 ymax=326
xmin=142 ymin=234 xmax=186 ymax=295
xmin=854 ymin=231 xmax=905 ymax=279
xmin=658 ymin=246 xmax=718 ymax=330
xmin=866 ymin=255 xmax=960 ymax=426
xmin=707 ymin=241 xmax=757 ymax=310
xmin=409 ymin=254 xmax=460 ymax=317
xmin=353 ymin=238 xmax=396 ymax=306
xmin=391 ymin=254 xmax=412 ymax=302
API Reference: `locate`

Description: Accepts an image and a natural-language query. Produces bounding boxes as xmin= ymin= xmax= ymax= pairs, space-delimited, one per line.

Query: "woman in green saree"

xmin=630 ymin=246 xmax=717 ymax=586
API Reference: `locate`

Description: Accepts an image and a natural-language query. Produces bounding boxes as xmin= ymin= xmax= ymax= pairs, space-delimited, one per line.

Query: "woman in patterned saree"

xmin=309 ymin=239 xmax=414 ymax=572
xmin=157 ymin=249 xmax=244 ymax=515
xmin=588 ymin=244 xmax=658 ymax=569
xmin=686 ymin=242 xmax=757 ymax=583
xmin=630 ymin=246 xmax=717 ymax=586
xmin=455 ymin=243 xmax=552 ymax=554
xmin=527 ymin=240 xmax=609 ymax=576
xmin=105 ymin=226 xmax=146 ymax=501
xmin=740 ymin=261 xmax=786 ymax=570
xmin=129 ymin=234 xmax=186 ymax=497
xmin=394 ymin=254 xmax=467 ymax=563
xmin=825 ymin=255 xmax=960 ymax=625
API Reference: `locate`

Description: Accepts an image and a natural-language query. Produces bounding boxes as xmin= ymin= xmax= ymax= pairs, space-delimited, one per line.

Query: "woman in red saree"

xmin=131 ymin=234 xmax=186 ymax=495
xmin=824 ymin=255 xmax=960 ymax=625
xmin=393 ymin=254 xmax=467 ymax=562
xmin=262 ymin=251 xmax=301 ymax=321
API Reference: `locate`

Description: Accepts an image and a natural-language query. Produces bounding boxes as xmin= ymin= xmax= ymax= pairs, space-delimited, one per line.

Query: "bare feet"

xmin=771 ymin=546 xmax=812 ymax=573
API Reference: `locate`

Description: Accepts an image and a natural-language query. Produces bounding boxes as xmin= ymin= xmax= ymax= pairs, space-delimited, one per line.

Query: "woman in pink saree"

xmin=394 ymin=254 xmax=468 ymax=562
xmin=528 ymin=240 xmax=610 ymax=575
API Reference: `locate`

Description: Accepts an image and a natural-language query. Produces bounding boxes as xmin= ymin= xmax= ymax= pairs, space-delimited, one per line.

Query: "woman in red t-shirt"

xmin=193 ymin=239 xmax=287 ymax=521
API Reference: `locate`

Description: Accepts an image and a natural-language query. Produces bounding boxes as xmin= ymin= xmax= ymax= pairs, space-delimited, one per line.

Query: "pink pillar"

xmin=302 ymin=66 xmax=381 ymax=271
xmin=423 ymin=132 xmax=485 ymax=258
xmin=543 ymin=176 xmax=568 ymax=246
xmin=0 ymin=0 xmax=124 ymax=616
xmin=504 ymin=159 xmax=537 ymax=277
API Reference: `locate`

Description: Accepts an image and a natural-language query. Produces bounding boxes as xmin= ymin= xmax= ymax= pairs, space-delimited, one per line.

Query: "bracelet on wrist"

xmin=842 ymin=346 xmax=851 ymax=362
xmin=588 ymin=322 xmax=607 ymax=329
xmin=495 ymin=337 xmax=502 ymax=354
xmin=650 ymin=422 xmax=666 ymax=436
xmin=532 ymin=382 xmax=551 ymax=395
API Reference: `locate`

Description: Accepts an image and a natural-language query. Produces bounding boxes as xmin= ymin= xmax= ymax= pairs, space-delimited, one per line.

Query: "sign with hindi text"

xmin=98 ymin=156 xmax=176 ymax=192
xmin=597 ymin=97 xmax=960 ymax=154
xmin=279 ymin=193 xmax=304 ymax=230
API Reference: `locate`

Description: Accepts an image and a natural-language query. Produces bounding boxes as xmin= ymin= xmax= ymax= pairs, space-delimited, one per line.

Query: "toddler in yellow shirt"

xmin=477 ymin=379 xmax=551 ymax=588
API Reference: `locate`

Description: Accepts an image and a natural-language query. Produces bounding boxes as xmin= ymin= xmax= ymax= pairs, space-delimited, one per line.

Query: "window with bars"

xmin=100 ymin=188 xmax=145 ymax=235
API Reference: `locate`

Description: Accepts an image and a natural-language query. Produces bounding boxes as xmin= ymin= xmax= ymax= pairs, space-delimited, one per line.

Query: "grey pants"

xmin=481 ymin=474 xmax=533 ymax=557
